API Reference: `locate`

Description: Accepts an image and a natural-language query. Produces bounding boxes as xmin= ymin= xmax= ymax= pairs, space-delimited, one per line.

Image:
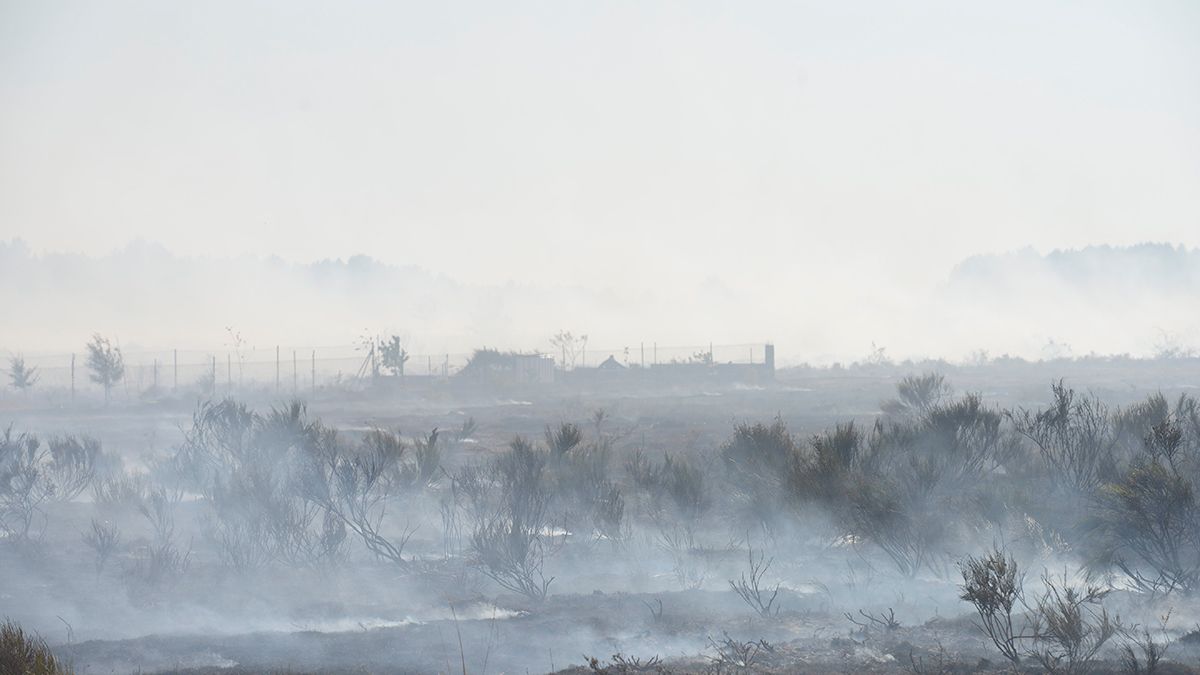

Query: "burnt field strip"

xmin=4 ymin=361 xmax=1200 ymax=673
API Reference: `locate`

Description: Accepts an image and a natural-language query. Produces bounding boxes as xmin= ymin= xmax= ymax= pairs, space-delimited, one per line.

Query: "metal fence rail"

xmin=0 ymin=341 xmax=771 ymax=402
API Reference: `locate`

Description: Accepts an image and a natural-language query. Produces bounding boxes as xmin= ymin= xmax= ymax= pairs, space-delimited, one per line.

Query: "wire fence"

xmin=0 ymin=342 xmax=771 ymax=402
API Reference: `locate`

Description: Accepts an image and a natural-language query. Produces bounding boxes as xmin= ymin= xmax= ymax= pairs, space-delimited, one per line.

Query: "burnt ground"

xmin=5 ymin=361 xmax=1200 ymax=674
xmin=54 ymin=587 xmax=1200 ymax=674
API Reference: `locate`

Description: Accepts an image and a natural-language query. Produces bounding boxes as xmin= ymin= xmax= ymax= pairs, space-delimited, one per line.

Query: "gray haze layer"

xmin=2 ymin=1 xmax=1199 ymax=360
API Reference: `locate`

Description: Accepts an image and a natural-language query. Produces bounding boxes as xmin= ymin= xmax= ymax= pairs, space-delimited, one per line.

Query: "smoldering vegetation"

xmin=4 ymin=373 xmax=1200 ymax=673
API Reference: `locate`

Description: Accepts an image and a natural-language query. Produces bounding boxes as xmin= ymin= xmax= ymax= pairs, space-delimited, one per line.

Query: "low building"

xmin=456 ymin=348 xmax=554 ymax=385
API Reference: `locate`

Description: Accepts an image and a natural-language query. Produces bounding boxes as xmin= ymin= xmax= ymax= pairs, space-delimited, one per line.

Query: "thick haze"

xmin=2 ymin=1 xmax=1199 ymax=359
xmin=2 ymin=240 xmax=1197 ymax=363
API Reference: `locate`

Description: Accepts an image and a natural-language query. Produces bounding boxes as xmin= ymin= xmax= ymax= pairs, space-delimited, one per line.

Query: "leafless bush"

xmin=1089 ymin=458 xmax=1198 ymax=595
xmin=1011 ymin=381 xmax=1117 ymax=492
xmin=171 ymin=399 xmax=256 ymax=487
xmin=1112 ymin=393 xmax=1200 ymax=464
xmin=959 ymin=546 xmax=1027 ymax=666
xmin=664 ymin=455 xmax=709 ymax=526
xmin=409 ymin=428 xmax=442 ymax=488
xmin=546 ymin=422 xmax=583 ymax=457
xmin=845 ymin=607 xmax=901 ymax=634
xmin=625 ymin=448 xmax=661 ymax=492
xmin=0 ymin=428 xmax=49 ymax=541
xmin=1088 ymin=395 xmax=1200 ymax=596
xmin=81 ymin=518 xmax=121 ymax=574
xmin=42 ymin=436 xmax=101 ymax=502
xmin=173 ymin=400 xmax=356 ymax=569
xmin=656 ymin=523 xmax=708 ymax=590
xmin=882 ymin=372 xmax=952 ymax=416
xmin=213 ymin=516 xmax=271 ymax=570
xmin=843 ymin=472 xmax=944 ymax=578
xmin=1027 ymin=572 xmax=1120 ymax=675
xmin=906 ymin=639 xmax=951 ymax=675
xmin=626 ymin=450 xmax=709 ymax=529
xmin=127 ymin=539 xmax=191 ymax=595
xmin=136 ymin=486 xmax=182 ymax=546
xmin=330 ymin=443 xmax=415 ymax=566
xmin=493 ymin=436 xmax=549 ymax=527
xmin=918 ymin=393 xmax=1004 ymax=481
xmin=93 ymin=472 xmax=150 ymax=516
xmin=469 ymin=437 xmax=556 ymax=600
xmin=721 ymin=418 xmax=797 ymax=481
xmin=794 ymin=402 xmax=1007 ymax=577
xmin=706 ymin=633 xmax=771 ymax=672
xmin=586 ymin=652 xmax=665 ymax=673
xmin=961 ymin=549 xmax=1120 ymax=673
xmin=453 ymin=416 xmax=478 ymax=442
xmin=1119 ymin=611 xmax=1171 ymax=675
xmin=720 ymin=418 xmax=799 ymax=529
xmin=214 ymin=469 xmax=346 ymax=569
xmin=0 ymin=429 xmax=102 ymax=542
xmin=643 ymin=597 xmax=664 ymax=622
xmin=550 ymin=438 xmax=626 ymax=539
xmin=729 ymin=547 xmax=781 ymax=618
xmin=796 ymin=422 xmax=866 ymax=501
xmin=450 ymin=463 xmax=496 ymax=529
xmin=124 ymin=483 xmax=191 ymax=598
xmin=470 ymin=514 xmax=555 ymax=601
xmin=590 ymin=480 xmax=625 ymax=540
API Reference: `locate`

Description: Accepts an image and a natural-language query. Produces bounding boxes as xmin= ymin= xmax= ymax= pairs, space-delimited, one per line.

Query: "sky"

xmin=1 ymin=1 xmax=1199 ymax=357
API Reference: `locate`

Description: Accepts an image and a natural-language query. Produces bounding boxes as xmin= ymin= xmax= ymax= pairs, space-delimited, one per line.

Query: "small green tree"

xmin=378 ymin=335 xmax=409 ymax=378
xmin=358 ymin=334 xmax=410 ymax=381
xmin=7 ymin=355 xmax=38 ymax=391
xmin=86 ymin=334 xmax=124 ymax=404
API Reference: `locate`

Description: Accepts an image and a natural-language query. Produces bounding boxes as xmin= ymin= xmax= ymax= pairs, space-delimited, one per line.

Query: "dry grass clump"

xmin=0 ymin=619 xmax=72 ymax=675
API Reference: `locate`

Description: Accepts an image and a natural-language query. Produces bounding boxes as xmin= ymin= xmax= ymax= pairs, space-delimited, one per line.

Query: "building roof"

xmin=597 ymin=355 xmax=626 ymax=370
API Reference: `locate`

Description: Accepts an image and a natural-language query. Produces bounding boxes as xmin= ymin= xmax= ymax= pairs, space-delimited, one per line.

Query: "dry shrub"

xmin=1027 ymin=573 xmax=1119 ymax=675
xmin=1089 ymin=459 xmax=1198 ymax=595
xmin=1 ymin=428 xmax=103 ymax=542
xmin=959 ymin=547 xmax=1025 ymax=666
xmin=469 ymin=436 xmax=556 ymax=601
xmin=1011 ymin=381 xmax=1117 ymax=492
xmin=729 ymin=547 xmax=781 ymax=618
xmin=960 ymin=547 xmax=1121 ymax=674
xmin=881 ymin=372 xmax=952 ymax=416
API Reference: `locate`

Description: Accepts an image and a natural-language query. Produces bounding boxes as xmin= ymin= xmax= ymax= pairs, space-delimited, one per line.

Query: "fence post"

xmin=153 ymin=359 xmax=159 ymax=391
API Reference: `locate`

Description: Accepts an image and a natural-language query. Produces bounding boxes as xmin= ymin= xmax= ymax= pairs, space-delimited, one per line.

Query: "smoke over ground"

xmin=3 ymin=361 xmax=1200 ymax=673
xmin=3 ymin=2 xmax=1199 ymax=672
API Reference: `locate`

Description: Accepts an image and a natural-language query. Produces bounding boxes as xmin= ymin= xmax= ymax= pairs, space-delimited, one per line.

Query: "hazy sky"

xmin=2 ymin=0 xmax=1198 ymax=298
